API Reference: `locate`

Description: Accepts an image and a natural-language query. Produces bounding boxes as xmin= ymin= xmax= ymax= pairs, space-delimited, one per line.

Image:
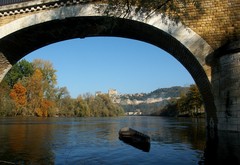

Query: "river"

xmin=0 ymin=116 xmax=238 ymax=165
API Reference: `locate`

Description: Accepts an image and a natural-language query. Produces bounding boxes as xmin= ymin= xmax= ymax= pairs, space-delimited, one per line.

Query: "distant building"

xmin=108 ymin=89 xmax=118 ymax=97
xmin=95 ymin=91 xmax=102 ymax=96
xmin=95 ymin=89 xmax=119 ymax=102
xmin=125 ymin=110 xmax=143 ymax=116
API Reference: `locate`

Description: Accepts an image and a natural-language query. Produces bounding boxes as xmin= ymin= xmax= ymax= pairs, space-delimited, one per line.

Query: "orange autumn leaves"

xmin=10 ymin=69 xmax=53 ymax=117
xmin=10 ymin=82 xmax=27 ymax=108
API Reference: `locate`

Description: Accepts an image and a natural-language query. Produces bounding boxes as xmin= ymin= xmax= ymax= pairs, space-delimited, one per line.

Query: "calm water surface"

xmin=0 ymin=116 xmax=206 ymax=164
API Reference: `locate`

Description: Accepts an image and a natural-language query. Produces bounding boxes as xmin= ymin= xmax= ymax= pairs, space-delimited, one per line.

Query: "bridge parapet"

xmin=0 ymin=0 xmax=31 ymax=6
xmin=0 ymin=0 xmax=88 ymax=17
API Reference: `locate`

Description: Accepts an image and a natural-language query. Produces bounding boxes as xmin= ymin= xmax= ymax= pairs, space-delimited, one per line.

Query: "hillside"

xmin=117 ymin=86 xmax=189 ymax=105
xmin=116 ymin=86 xmax=190 ymax=115
xmin=147 ymin=86 xmax=189 ymax=98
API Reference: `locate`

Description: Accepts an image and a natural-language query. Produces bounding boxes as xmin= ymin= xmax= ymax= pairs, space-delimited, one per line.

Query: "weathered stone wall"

xmin=209 ymin=41 xmax=240 ymax=131
xmin=182 ymin=0 xmax=239 ymax=49
xmin=0 ymin=52 xmax=11 ymax=82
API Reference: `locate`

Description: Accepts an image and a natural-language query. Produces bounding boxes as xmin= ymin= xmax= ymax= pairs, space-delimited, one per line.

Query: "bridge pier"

xmin=207 ymin=40 xmax=240 ymax=132
xmin=0 ymin=52 xmax=12 ymax=82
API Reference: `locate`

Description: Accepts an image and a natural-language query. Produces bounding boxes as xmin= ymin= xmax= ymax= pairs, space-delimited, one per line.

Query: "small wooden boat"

xmin=119 ymin=127 xmax=151 ymax=152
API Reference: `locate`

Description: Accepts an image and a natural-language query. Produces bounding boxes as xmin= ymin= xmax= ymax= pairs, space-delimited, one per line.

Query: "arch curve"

xmin=0 ymin=3 xmax=217 ymax=128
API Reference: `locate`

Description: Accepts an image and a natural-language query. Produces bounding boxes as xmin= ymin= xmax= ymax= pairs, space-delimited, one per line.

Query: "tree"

xmin=74 ymin=96 xmax=90 ymax=117
xmin=25 ymin=68 xmax=58 ymax=117
xmin=55 ymin=87 xmax=70 ymax=101
xmin=3 ymin=59 xmax=34 ymax=88
xmin=55 ymin=87 xmax=70 ymax=112
xmin=32 ymin=59 xmax=57 ymax=100
xmin=40 ymin=99 xmax=54 ymax=117
xmin=176 ymin=84 xmax=203 ymax=116
xmin=0 ymin=82 xmax=14 ymax=116
xmin=9 ymin=82 xmax=27 ymax=116
xmin=58 ymin=97 xmax=75 ymax=117
xmin=26 ymin=69 xmax=44 ymax=115
xmin=90 ymin=94 xmax=124 ymax=117
xmin=186 ymin=84 xmax=203 ymax=114
xmin=159 ymin=98 xmax=178 ymax=117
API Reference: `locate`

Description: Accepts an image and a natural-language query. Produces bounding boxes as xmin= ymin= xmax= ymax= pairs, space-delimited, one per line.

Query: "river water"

xmin=0 ymin=116 xmax=209 ymax=164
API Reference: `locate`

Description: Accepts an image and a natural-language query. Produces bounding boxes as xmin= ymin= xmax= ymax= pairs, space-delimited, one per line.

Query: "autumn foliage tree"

xmin=2 ymin=59 xmax=124 ymax=117
xmin=26 ymin=68 xmax=54 ymax=117
xmin=32 ymin=59 xmax=57 ymax=100
xmin=38 ymin=99 xmax=54 ymax=117
xmin=10 ymin=82 xmax=27 ymax=116
xmin=26 ymin=68 xmax=44 ymax=116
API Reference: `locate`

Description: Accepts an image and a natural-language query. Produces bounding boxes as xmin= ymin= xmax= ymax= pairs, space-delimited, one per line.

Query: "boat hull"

xmin=119 ymin=127 xmax=151 ymax=152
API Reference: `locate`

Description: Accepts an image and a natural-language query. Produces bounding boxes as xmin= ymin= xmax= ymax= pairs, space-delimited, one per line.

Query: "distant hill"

xmin=116 ymin=86 xmax=190 ymax=115
xmin=118 ymin=86 xmax=189 ymax=104
xmin=146 ymin=86 xmax=189 ymax=98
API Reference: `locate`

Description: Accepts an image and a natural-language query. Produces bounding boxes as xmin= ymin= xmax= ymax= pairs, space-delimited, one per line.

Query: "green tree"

xmin=159 ymin=98 xmax=178 ymax=117
xmin=93 ymin=94 xmax=124 ymax=117
xmin=58 ymin=97 xmax=75 ymax=117
xmin=176 ymin=84 xmax=203 ymax=116
xmin=3 ymin=59 xmax=34 ymax=88
xmin=186 ymin=84 xmax=203 ymax=114
xmin=0 ymin=82 xmax=14 ymax=116
xmin=74 ymin=96 xmax=90 ymax=117
xmin=177 ymin=93 xmax=188 ymax=115
xmin=55 ymin=87 xmax=70 ymax=110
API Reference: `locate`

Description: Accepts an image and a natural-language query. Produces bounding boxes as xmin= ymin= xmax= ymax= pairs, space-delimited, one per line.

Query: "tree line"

xmin=0 ymin=59 xmax=124 ymax=117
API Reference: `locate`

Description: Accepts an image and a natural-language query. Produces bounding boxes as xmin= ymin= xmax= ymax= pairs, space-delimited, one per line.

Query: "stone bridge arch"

xmin=0 ymin=3 xmax=217 ymax=129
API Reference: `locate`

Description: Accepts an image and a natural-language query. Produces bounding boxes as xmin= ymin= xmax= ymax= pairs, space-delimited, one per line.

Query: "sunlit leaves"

xmin=74 ymin=96 xmax=91 ymax=117
xmin=3 ymin=59 xmax=59 ymax=117
xmin=2 ymin=59 xmax=124 ymax=117
xmin=81 ymin=94 xmax=124 ymax=117
xmin=176 ymin=84 xmax=203 ymax=116
xmin=32 ymin=59 xmax=57 ymax=100
xmin=10 ymin=82 xmax=27 ymax=115
xmin=10 ymin=82 xmax=27 ymax=106
xmin=40 ymin=100 xmax=54 ymax=117
xmin=27 ymin=69 xmax=44 ymax=100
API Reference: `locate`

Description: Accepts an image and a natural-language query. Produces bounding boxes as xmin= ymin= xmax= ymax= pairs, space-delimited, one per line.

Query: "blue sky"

xmin=24 ymin=37 xmax=194 ymax=98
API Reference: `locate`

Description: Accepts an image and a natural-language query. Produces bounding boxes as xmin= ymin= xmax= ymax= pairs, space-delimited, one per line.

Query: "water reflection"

xmin=203 ymin=131 xmax=240 ymax=165
xmin=0 ymin=117 xmax=55 ymax=164
xmin=0 ymin=116 xmax=238 ymax=164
